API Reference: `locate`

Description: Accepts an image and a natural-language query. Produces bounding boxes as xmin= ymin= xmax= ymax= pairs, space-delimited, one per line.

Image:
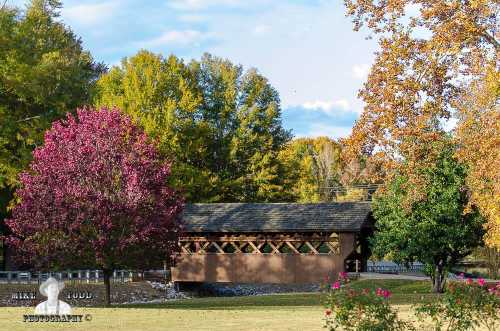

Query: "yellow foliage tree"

xmin=456 ymin=67 xmax=500 ymax=247
xmin=278 ymin=137 xmax=342 ymax=202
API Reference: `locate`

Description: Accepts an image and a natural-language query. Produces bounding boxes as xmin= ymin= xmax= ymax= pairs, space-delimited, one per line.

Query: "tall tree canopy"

xmin=5 ymin=108 xmax=183 ymax=305
xmin=278 ymin=137 xmax=342 ymax=202
xmin=0 ymin=0 xmax=103 ymax=239
xmin=372 ymin=141 xmax=485 ymax=293
xmin=455 ymin=66 xmax=499 ymax=247
xmin=95 ymin=51 xmax=291 ymax=202
xmin=342 ymin=0 xmax=499 ymax=246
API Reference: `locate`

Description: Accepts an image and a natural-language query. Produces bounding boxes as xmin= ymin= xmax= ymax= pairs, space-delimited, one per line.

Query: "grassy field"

xmin=0 ymin=280 xmax=442 ymax=331
xmin=123 ymin=279 xmax=436 ymax=309
xmin=1 ymin=306 xmax=325 ymax=331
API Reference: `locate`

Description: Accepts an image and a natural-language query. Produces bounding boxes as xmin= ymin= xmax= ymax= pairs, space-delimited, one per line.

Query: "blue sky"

xmin=13 ymin=0 xmax=379 ymax=139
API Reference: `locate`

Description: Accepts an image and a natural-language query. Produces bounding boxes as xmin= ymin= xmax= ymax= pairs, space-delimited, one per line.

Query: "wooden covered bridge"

xmin=171 ymin=202 xmax=373 ymax=283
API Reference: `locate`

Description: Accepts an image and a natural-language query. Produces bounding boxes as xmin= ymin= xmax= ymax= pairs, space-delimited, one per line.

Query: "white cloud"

xmin=169 ymin=0 xmax=246 ymax=10
xmin=178 ymin=14 xmax=208 ymax=22
xmin=301 ymin=99 xmax=356 ymax=115
xmin=352 ymin=63 xmax=371 ymax=80
xmin=202 ymin=1 xmax=379 ymax=117
xmin=253 ymin=24 xmax=270 ymax=35
xmin=299 ymin=123 xmax=352 ymax=139
xmin=61 ymin=2 xmax=118 ymax=26
xmin=139 ymin=30 xmax=207 ymax=48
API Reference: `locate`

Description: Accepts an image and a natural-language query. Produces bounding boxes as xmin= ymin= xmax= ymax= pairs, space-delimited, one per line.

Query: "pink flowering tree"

xmin=5 ymin=108 xmax=184 ymax=305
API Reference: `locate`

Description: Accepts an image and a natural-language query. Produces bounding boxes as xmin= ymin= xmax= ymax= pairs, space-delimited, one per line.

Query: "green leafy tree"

xmin=228 ymin=67 xmax=291 ymax=201
xmin=0 ymin=0 xmax=103 ymax=264
xmin=279 ymin=137 xmax=342 ymax=202
xmin=371 ymin=141 xmax=485 ymax=293
xmin=95 ymin=51 xmax=291 ymax=202
xmin=95 ymin=51 xmax=208 ymax=198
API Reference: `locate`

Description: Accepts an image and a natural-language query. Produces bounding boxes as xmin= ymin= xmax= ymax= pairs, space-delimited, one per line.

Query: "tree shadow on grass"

xmin=112 ymin=292 xmax=323 ymax=310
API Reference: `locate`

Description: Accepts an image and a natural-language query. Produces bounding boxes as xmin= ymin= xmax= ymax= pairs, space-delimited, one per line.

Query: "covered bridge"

xmin=171 ymin=202 xmax=373 ymax=283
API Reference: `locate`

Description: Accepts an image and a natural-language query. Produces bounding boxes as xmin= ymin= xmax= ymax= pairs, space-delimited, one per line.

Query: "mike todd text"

xmin=12 ymin=291 xmax=93 ymax=300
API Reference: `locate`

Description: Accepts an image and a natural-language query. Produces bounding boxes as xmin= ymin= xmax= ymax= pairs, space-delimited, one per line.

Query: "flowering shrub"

xmin=323 ymin=273 xmax=412 ymax=331
xmin=415 ymin=279 xmax=500 ymax=331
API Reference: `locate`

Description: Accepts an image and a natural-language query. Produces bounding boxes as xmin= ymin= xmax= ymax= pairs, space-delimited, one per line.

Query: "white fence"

xmin=0 ymin=270 xmax=170 ymax=284
xmin=367 ymin=261 xmax=425 ymax=274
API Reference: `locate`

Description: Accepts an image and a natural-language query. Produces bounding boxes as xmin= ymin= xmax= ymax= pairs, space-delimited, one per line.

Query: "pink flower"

xmin=477 ymin=278 xmax=485 ymax=287
xmin=339 ymin=271 xmax=348 ymax=280
xmin=332 ymin=281 xmax=341 ymax=289
xmin=459 ymin=272 xmax=465 ymax=279
xmin=382 ymin=289 xmax=391 ymax=298
xmin=466 ymin=278 xmax=473 ymax=285
xmin=325 ymin=309 xmax=332 ymax=316
xmin=376 ymin=288 xmax=383 ymax=296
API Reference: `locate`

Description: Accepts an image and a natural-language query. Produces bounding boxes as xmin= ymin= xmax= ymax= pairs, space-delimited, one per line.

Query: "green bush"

xmin=415 ymin=279 xmax=500 ymax=331
xmin=323 ymin=273 xmax=413 ymax=331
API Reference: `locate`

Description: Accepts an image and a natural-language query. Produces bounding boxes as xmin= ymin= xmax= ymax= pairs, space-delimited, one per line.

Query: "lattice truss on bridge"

xmin=179 ymin=233 xmax=341 ymax=255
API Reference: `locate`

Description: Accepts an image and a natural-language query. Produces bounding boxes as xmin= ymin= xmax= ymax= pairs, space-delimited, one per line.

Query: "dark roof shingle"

xmin=181 ymin=202 xmax=372 ymax=233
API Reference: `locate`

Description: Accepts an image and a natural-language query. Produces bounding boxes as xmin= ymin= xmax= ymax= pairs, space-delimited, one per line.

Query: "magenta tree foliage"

xmin=5 ymin=107 xmax=184 ymax=305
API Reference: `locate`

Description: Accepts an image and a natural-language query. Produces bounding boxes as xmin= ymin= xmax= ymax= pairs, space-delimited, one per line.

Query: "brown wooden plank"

xmin=197 ymin=242 xmax=210 ymax=254
xmin=267 ymin=242 xmax=281 ymax=254
xmin=285 ymin=241 xmax=300 ymax=253
xmin=211 ymin=242 xmax=225 ymax=254
xmin=304 ymin=241 xmax=319 ymax=254
xmin=231 ymin=241 xmax=242 ymax=253
xmin=326 ymin=242 xmax=340 ymax=254
xmin=180 ymin=234 xmax=337 ymax=242
xmin=247 ymin=241 xmax=261 ymax=254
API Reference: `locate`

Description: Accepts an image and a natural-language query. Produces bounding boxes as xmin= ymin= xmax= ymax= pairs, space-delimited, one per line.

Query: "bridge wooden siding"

xmin=172 ymin=203 xmax=373 ymax=283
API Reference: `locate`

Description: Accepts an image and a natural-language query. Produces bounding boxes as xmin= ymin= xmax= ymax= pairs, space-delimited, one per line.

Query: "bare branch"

xmin=16 ymin=115 xmax=42 ymax=123
xmin=481 ymin=31 xmax=500 ymax=51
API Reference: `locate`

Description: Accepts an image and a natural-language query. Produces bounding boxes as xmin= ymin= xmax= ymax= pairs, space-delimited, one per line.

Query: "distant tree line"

xmin=0 ymin=0 xmax=355 ymax=242
xmin=1 ymin=1 xmax=497 ymax=287
xmin=0 ymin=0 xmax=361 ymax=275
xmin=94 ymin=51 xmax=293 ymax=202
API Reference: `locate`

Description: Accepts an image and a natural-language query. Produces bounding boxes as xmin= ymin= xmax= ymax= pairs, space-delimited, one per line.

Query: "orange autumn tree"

xmin=455 ymin=66 xmax=500 ymax=247
xmin=342 ymin=0 xmax=499 ymax=246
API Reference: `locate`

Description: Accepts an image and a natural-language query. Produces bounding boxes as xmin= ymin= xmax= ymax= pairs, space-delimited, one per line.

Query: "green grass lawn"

xmin=121 ymin=279 xmax=436 ymax=309
xmin=348 ymin=278 xmax=437 ymax=305
xmin=0 ymin=279 xmax=441 ymax=331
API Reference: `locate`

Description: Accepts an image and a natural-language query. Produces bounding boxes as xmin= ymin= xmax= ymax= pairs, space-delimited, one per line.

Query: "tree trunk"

xmin=103 ymin=269 xmax=112 ymax=306
xmin=484 ymin=247 xmax=500 ymax=279
xmin=1 ymin=240 xmax=6 ymax=270
xmin=432 ymin=262 xmax=446 ymax=293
